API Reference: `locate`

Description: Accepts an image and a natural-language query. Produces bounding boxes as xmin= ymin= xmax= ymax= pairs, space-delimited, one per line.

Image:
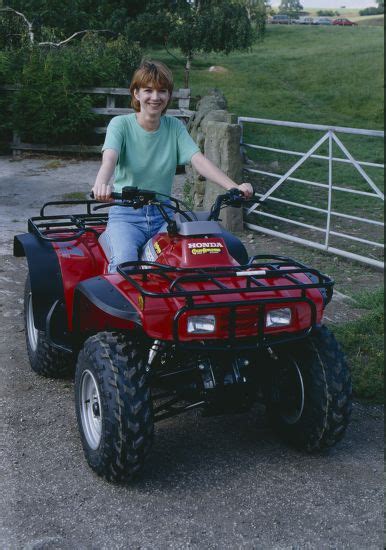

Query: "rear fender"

xmin=14 ymin=233 xmax=66 ymax=332
xmin=73 ymin=276 xmax=142 ymax=335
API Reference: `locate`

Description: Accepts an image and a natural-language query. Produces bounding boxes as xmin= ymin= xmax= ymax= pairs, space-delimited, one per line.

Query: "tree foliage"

xmin=359 ymin=5 xmax=384 ymax=14
xmin=0 ymin=7 xmax=31 ymax=48
xmin=279 ymin=0 xmax=303 ymax=16
xmin=4 ymin=0 xmax=150 ymax=38
xmin=1 ymin=35 xmax=142 ymax=145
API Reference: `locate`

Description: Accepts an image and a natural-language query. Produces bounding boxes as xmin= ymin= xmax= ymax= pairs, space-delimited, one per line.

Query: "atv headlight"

xmin=187 ymin=315 xmax=216 ymax=334
xmin=266 ymin=308 xmax=291 ymax=327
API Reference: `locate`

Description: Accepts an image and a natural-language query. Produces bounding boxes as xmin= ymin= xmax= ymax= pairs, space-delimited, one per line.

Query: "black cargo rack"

xmin=117 ymin=255 xmax=334 ymax=349
xmin=27 ymin=199 xmax=108 ymax=242
xmin=117 ymin=255 xmax=333 ymax=300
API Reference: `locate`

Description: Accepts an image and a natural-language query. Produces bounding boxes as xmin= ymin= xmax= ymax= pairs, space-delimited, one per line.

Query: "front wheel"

xmin=264 ymin=326 xmax=352 ymax=452
xmin=75 ymin=332 xmax=154 ymax=482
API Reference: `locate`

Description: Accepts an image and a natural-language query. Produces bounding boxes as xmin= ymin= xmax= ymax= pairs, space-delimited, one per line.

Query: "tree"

xmin=126 ymin=0 xmax=256 ymax=87
xmin=279 ymin=0 xmax=303 ymax=17
xmin=233 ymin=0 xmax=267 ymax=37
xmin=4 ymin=0 xmax=151 ymax=40
xmin=0 ymin=5 xmax=34 ymax=46
xmin=317 ymin=9 xmax=337 ymax=16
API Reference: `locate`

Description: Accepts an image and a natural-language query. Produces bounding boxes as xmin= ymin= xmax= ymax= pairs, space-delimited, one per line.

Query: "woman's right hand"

xmin=91 ymin=183 xmax=113 ymax=202
xmin=91 ymin=148 xmax=118 ymax=201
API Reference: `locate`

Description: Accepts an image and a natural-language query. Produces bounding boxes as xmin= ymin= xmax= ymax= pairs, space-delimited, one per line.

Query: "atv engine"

xmin=151 ymin=344 xmax=258 ymax=415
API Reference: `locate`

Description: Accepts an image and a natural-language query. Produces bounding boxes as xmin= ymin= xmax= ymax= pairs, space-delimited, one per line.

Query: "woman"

xmin=92 ymin=60 xmax=253 ymax=272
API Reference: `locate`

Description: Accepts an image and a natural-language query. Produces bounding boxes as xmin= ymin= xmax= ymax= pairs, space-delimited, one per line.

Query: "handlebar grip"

xmin=228 ymin=188 xmax=244 ymax=198
xmin=89 ymin=191 xmax=121 ymax=200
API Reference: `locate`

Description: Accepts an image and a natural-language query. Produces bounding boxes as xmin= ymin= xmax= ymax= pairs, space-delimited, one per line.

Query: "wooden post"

xmin=106 ymin=94 xmax=115 ymax=109
xmin=178 ymin=89 xmax=191 ymax=110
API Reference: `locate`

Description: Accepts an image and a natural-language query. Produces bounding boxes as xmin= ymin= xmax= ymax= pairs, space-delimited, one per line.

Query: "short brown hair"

xmin=130 ymin=60 xmax=174 ymax=114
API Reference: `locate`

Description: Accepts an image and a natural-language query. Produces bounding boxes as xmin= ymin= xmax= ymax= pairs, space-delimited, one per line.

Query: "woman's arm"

xmin=92 ymin=149 xmax=118 ymax=201
xmin=190 ymin=152 xmax=253 ymax=198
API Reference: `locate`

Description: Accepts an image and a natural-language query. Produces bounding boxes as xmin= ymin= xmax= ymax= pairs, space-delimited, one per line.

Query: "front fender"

xmin=73 ymin=276 xmax=142 ymax=335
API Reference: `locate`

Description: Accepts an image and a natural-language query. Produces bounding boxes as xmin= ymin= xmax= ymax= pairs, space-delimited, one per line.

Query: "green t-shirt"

xmin=102 ymin=113 xmax=200 ymax=195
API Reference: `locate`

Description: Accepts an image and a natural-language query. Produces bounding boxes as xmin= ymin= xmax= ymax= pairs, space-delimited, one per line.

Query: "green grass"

xmin=333 ymin=288 xmax=384 ymax=403
xmin=148 ymin=25 xmax=384 ymax=129
xmin=61 ymin=191 xmax=87 ymax=200
xmin=44 ymin=160 xmax=65 ymax=169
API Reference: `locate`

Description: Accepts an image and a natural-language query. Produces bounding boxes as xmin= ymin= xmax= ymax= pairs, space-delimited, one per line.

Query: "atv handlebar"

xmin=208 ymin=188 xmax=246 ymax=221
xmin=90 ymin=186 xmax=251 ymax=228
xmin=90 ymin=187 xmax=157 ymax=205
xmin=90 ymin=186 xmax=248 ymax=214
xmin=29 ymin=187 xmax=254 ymax=242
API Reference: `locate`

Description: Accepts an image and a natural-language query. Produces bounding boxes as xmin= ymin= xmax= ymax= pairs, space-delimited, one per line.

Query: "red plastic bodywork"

xmin=51 ymin=229 xmax=325 ymax=341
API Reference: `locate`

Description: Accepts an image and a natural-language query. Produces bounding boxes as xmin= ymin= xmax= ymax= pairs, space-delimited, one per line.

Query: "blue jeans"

xmin=105 ymin=205 xmax=167 ymax=273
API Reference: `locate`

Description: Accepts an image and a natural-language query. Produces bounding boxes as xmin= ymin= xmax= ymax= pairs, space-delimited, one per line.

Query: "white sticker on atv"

xmin=188 ymin=242 xmax=223 ymax=249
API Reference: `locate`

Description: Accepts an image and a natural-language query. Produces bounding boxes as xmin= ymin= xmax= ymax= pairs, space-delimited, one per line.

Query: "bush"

xmin=4 ymin=34 xmax=142 ymax=145
xmin=317 ymin=9 xmax=338 ymax=16
xmin=12 ymin=49 xmax=95 ymax=144
xmin=359 ymin=6 xmax=384 ymax=15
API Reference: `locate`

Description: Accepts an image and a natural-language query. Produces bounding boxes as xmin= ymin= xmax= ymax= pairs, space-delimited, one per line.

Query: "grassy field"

xmin=149 ymin=25 xmax=384 ymax=129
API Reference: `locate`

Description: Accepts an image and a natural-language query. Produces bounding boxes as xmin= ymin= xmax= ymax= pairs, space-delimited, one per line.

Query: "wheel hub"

xmin=80 ymin=370 xmax=102 ymax=450
xmin=27 ymin=292 xmax=39 ymax=352
xmin=92 ymin=400 xmax=100 ymax=417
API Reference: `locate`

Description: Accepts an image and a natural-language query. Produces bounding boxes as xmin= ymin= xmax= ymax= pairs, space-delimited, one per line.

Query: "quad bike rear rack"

xmin=117 ymin=256 xmax=334 ymax=350
xmin=27 ymin=200 xmax=108 ymax=242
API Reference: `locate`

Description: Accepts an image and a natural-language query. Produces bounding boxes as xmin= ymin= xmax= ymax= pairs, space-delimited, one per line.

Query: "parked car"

xmin=332 ymin=17 xmax=358 ymax=25
xmin=313 ymin=17 xmax=332 ymax=25
xmin=271 ymin=15 xmax=292 ymax=24
xmin=296 ymin=16 xmax=314 ymax=24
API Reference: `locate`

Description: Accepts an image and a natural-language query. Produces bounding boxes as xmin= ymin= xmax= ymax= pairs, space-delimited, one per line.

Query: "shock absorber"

xmin=147 ymin=339 xmax=163 ymax=371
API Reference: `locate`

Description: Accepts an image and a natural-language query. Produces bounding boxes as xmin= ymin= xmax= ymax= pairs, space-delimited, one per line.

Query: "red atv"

xmin=14 ymin=187 xmax=352 ymax=482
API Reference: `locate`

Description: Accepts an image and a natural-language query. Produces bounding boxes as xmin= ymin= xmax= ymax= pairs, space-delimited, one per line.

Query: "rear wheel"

xmin=75 ymin=331 xmax=154 ymax=482
xmin=264 ymin=326 xmax=352 ymax=452
xmin=24 ymin=275 xmax=74 ymax=378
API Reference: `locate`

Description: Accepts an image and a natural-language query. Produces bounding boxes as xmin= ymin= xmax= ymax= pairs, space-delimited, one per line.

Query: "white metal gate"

xmin=238 ymin=117 xmax=384 ymax=269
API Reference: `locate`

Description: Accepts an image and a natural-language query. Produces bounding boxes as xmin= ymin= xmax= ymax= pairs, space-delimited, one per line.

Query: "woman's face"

xmin=134 ymin=84 xmax=170 ymax=116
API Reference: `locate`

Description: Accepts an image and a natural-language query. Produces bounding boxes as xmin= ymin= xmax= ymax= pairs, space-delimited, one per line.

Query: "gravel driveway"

xmin=0 ymin=156 xmax=383 ymax=549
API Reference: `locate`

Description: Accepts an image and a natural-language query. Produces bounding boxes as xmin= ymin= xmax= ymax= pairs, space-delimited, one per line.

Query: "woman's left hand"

xmin=237 ymin=182 xmax=254 ymax=198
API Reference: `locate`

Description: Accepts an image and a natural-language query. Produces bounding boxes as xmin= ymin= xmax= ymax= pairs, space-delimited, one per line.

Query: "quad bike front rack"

xmin=117 ymin=256 xmax=334 ymax=350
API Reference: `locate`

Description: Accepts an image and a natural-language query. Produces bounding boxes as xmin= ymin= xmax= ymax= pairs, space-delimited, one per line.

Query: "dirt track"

xmin=0 ymin=156 xmax=384 ymax=549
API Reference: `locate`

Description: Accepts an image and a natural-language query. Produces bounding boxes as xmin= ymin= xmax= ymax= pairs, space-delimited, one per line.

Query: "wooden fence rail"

xmin=1 ymin=86 xmax=194 ymax=155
